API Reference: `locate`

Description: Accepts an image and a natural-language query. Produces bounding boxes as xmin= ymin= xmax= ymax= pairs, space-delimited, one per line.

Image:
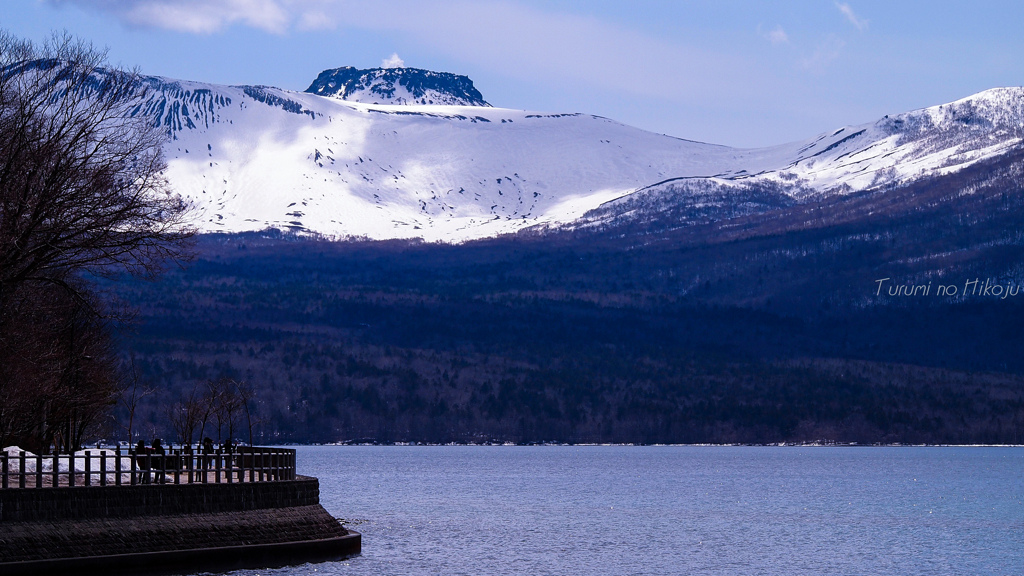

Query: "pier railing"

xmin=0 ymin=446 xmax=296 ymax=489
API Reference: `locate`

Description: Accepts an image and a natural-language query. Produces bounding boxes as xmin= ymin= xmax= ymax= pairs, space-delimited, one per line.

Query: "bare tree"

xmin=47 ymin=288 xmax=119 ymax=452
xmin=116 ymin=355 xmax=155 ymax=446
xmin=0 ymin=31 xmax=194 ymax=308
xmin=208 ymin=378 xmax=242 ymax=445
xmin=0 ymin=284 xmax=56 ymax=450
xmin=231 ymin=379 xmax=258 ymax=446
xmin=0 ymin=278 xmax=118 ymax=452
xmin=0 ymin=31 xmax=193 ymax=450
xmin=167 ymin=382 xmax=207 ymax=446
xmin=194 ymin=379 xmax=223 ymax=444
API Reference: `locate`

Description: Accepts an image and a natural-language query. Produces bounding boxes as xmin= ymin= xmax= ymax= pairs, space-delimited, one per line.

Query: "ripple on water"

xmin=215 ymin=446 xmax=1024 ymax=576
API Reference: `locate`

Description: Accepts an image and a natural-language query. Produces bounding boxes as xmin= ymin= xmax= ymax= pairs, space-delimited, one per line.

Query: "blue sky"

xmin=4 ymin=1 xmax=1023 ymax=147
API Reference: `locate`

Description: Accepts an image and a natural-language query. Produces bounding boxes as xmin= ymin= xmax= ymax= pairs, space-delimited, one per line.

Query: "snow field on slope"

xmin=154 ymin=80 xmax=1024 ymax=241
xmin=163 ymin=85 xmax=781 ymax=240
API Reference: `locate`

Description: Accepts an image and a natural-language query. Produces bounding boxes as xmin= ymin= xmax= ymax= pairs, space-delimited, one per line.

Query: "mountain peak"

xmin=304 ymin=66 xmax=489 ymax=106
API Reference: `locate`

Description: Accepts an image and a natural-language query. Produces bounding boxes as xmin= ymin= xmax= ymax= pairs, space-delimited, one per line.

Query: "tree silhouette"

xmin=0 ymin=31 xmax=193 ymax=450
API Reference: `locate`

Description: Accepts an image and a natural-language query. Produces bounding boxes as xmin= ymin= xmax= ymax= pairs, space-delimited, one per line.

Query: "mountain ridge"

xmin=63 ymin=61 xmax=1024 ymax=241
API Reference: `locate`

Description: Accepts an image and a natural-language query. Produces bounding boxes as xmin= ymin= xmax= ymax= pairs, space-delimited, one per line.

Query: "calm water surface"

xmin=216 ymin=446 xmax=1023 ymax=576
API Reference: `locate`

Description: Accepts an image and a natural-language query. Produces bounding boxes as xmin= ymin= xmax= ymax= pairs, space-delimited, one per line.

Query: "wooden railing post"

xmin=1 ymin=452 xmax=7 ymax=489
xmin=18 ymin=451 xmax=25 ymax=489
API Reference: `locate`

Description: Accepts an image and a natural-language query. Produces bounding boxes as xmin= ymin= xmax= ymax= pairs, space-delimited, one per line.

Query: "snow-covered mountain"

xmin=741 ymin=87 xmax=1024 ymax=194
xmin=126 ymin=66 xmax=1024 ymax=241
xmin=573 ymin=87 xmax=1024 ymax=233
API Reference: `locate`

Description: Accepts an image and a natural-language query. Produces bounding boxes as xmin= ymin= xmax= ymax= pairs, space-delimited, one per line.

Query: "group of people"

xmin=134 ymin=437 xmax=237 ymax=455
xmin=132 ymin=437 xmax=239 ymax=469
xmin=134 ymin=438 xmax=166 ymax=456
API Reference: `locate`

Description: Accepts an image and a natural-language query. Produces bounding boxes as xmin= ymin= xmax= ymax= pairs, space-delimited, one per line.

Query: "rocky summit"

xmin=304 ymin=66 xmax=489 ymax=106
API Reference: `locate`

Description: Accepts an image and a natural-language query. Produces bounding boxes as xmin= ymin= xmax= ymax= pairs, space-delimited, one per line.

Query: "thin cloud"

xmin=297 ymin=9 xmax=336 ymax=31
xmin=836 ymin=3 xmax=869 ymax=31
xmin=49 ymin=0 xmax=290 ymax=34
xmin=762 ymin=25 xmax=789 ymax=45
xmin=801 ymin=36 xmax=845 ymax=72
xmin=381 ymin=53 xmax=405 ymax=68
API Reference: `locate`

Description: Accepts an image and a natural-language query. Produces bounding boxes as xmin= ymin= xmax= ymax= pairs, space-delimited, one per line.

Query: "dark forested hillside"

xmin=107 ymin=151 xmax=1024 ymax=444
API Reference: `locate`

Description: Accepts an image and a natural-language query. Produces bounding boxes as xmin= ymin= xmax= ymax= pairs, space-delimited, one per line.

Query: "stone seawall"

xmin=0 ymin=475 xmax=360 ymax=575
xmin=0 ymin=475 xmax=321 ymax=521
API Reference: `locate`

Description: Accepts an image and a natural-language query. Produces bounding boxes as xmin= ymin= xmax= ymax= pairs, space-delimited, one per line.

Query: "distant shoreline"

xmin=288 ymin=441 xmax=1024 ymax=448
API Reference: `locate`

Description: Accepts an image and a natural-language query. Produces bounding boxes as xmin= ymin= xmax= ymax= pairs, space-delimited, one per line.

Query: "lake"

xmin=216 ymin=446 xmax=1023 ymax=576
